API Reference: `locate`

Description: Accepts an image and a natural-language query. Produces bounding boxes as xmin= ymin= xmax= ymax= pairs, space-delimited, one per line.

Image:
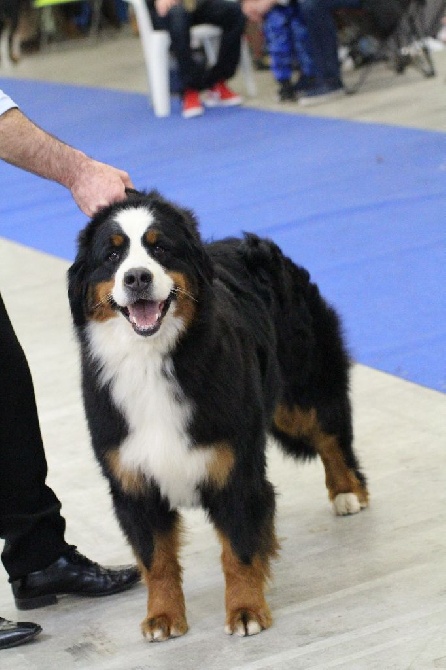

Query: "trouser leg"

xmin=0 ymin=292 xmax=67 ymax=581
xmin=297 ymin=0 xmax=361 ymax=84
xmin=149 ymin=4 xmax=208 ymax=91
xmin=194 ymin=0 xmax=246 ymax=88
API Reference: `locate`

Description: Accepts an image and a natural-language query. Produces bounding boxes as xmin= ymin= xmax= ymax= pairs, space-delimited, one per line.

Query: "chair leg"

xmin=240 ymin=36 xmax=257 ymax=97
xmin=201 ymin=34 xmax=219 ymax=67
xmin=145 ymin=31 xmax=172 ymax=116
xmin=0 ymin=26 xmax=12 ymax=69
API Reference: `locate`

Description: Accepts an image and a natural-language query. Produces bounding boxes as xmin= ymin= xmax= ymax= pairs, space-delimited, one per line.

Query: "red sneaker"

xmin=182 ymin=89 xmax=204 ymax=119
xmin=203 ymin=81 xmax=242 ymax=107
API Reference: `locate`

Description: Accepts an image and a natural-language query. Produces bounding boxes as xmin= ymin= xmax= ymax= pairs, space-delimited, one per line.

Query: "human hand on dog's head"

xmin=68 ymin=155 xmax=134 ymax=217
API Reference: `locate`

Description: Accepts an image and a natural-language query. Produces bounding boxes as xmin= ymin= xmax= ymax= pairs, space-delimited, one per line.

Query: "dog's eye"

xmin=152 ymin=245 xmax=166 ymax=259
xmin=108 ymin=250 xmax=120 ymax=263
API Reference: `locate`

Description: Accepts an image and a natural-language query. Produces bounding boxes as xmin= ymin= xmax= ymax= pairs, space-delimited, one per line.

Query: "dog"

xmin=68 ymin=190 xmax=368 ymax=641
xmin=0 ymin=0 xmax=24 ymax=65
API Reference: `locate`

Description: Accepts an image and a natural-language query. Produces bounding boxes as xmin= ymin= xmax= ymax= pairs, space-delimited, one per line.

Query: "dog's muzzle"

xmin=119 ymin=295 xmax=172 ymax=337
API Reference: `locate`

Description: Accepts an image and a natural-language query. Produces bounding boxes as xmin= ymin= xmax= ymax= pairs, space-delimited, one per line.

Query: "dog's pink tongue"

xmin=128 ymin=301 xmax=161 ymax=329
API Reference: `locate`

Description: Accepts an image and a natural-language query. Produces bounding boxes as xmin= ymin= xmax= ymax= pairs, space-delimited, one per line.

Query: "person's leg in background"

xmin=194 ymin=0 xmax=246 ymax=106
xmin=148 ymin=3 xmax=209 ymax=93
xmin=290 ymin=2 xmax=316 ymax=92
xmin=263 ymin=5 xmax=297 ymax=101
xmin=147 ymin=2 xmax=209 ymax=117
xmin=297 ymin=0 xmax=361 ymax=103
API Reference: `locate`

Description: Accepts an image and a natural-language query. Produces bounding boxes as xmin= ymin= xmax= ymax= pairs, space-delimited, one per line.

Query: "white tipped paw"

xmin=225 ymin=608 xmax=271 ymax=637
xmin=333 ymin=492 xmax=364 ymax=516
xmin=141 ymin=614 xmax=188 ymax=642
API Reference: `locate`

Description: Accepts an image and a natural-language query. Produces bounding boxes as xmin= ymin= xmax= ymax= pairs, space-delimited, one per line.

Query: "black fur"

xmin=68 ymin=190 xmax=368 ymax=638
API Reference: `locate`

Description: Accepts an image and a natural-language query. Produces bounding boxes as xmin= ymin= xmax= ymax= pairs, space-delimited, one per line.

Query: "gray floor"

xmin=0 ymin=26 xmax=446 ymax=670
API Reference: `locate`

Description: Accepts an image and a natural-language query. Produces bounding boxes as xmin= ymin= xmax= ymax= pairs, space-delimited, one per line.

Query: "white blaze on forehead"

xmin=112 ymin=206 xmax=173 ymax=306
xmin=115 ymin=206 xmax=155 ymax=268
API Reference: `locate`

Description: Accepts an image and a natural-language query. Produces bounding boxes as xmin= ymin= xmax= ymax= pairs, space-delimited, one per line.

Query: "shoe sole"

xmin=15 ymin=593 xmax=58 ymax=610
xmin=203 ymin=97 xmax=242 ymax=108
xmin=14 ymin=578 xmax=139 ymax=610
xmin=0 ymin=627 xmax=42 ymax=649
xmin=298 ymin=89 xmax=344 ymax=107
xmin=182 ymin=107 xmax=204 ymax=119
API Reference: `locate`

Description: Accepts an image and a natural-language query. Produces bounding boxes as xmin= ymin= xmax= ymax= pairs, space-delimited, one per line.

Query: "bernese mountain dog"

xmin=68 ymin=190 xmax=368 ymax=642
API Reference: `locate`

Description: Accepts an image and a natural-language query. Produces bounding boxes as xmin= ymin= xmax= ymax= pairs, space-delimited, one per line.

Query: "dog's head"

xmin=68 ymin=190 xmax=213 ymax=342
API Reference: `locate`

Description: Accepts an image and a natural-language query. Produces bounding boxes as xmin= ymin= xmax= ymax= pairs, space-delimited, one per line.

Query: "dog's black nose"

xmin=124 ymin=267 xmax=153 ymax=291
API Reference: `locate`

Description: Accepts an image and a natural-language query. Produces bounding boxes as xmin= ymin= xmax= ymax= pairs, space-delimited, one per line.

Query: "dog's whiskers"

xmin=91 ymin=292 xmax=114 ymax=311
xmin=174 ymin=286 xmax=198 ymax=303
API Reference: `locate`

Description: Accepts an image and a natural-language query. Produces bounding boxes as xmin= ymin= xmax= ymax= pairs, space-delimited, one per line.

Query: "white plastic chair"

xmin=124 ymin=0 xmax=257 ymax=117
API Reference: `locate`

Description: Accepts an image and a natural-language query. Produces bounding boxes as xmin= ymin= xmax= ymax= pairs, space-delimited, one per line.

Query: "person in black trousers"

xmin=147 ymin=0 xmax=246 ymax=117
xmin=294 ymin=0 xmax=409 ymax=105
xmin=0 ymin=90 xmax=139 ymax=650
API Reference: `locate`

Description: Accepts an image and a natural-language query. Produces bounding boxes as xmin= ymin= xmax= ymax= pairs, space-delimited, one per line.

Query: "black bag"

xmin=362 ymin=0 xmax=411 ymax=37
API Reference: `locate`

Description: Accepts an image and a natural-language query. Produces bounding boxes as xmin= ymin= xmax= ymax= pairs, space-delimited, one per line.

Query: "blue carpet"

xmin=1 ymin=78 xmax=445 ymax=392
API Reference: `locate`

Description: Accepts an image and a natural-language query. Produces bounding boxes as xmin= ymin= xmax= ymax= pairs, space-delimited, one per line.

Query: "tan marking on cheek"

xmin=105 ymin=450 xmax=146 ymax=496
xmin=217 ymin=532 xmax=277 ymax=634
xmin=139 ymin=519 xmax=188 ymax=641
xmin=206 ymin=443 xmax=235 ymax=489
xmin=111 ymin=234 xmax=125 ymax=247
xmin=87 ymin=280 xmax=117 ymax=322
xmin=168 ymin=271 xmax=197 ymax=327
xmin=145 ymin=229 xmax=158 ymax=245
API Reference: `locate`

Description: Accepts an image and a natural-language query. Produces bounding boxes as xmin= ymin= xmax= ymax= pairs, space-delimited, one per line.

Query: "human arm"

xmin=242 ymin=0 xmax=276 ymax=23
xmin=155 ymin=0 xmax=179 ymax=17
xmin=0 ymin=107 xmax=134 ymax=217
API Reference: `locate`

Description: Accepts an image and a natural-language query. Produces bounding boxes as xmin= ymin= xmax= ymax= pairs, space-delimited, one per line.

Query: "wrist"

xmin=60 ymin=148 xmax=90 ymax=191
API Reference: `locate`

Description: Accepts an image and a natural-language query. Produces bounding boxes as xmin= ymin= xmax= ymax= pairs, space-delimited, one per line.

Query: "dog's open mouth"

xmin=120 ymin=296 xmax=172 ymax=336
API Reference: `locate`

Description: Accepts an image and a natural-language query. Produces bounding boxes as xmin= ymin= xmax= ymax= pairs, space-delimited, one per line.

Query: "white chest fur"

xmin=86 ymin=319 xmax=213 ymax=508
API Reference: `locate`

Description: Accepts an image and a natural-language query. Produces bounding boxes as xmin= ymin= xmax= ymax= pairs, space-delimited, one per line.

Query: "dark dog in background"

xmin=68 ymin=190 xmax=368 ymax=641
xmin=0 ymin=0 xmax=24 ymax=63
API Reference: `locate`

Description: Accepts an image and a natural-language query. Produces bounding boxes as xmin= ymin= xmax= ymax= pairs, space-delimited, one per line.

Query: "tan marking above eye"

xmin=111 ymin=234 xmax=125 ymax=247
xmin=145 ymin=229 xmax=159 ymax=245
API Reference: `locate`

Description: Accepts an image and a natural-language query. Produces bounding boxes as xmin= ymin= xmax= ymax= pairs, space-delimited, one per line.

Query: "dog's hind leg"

xmin=273 ymin=403 xmax=368 ymax=515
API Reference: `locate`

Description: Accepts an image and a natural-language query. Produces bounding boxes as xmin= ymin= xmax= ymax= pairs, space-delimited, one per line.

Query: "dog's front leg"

xmin=218 ymin=531 xmax=276 ymax=636
xmin=139 ymin=516 xmax=188 ymax=642
xmin=111 ymin=485 xmax=188 ymax=642
xmin=210 ymin=479 xmax=279 ymax=637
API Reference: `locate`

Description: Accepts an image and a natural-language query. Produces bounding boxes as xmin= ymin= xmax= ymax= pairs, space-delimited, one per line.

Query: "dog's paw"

xmin=225 ymin=607 xmax=272 ymax=637
xmin=141 ymin=614 xmax=188 ymax=642
xmin=333 ymin=492 xmax=368 ymax=516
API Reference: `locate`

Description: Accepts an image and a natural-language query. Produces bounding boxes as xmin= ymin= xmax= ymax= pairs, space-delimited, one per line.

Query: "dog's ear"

xmin=180 ymin=207 xmax=214 ymax=284
xmin=67 ymin=230 xmax=90 ymax=328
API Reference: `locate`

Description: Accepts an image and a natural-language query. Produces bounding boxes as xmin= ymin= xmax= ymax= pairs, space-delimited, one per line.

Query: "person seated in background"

xmin=294 ymin=0 xmax=409 ymax=105
xmin=146 ymin=0 xmax=246 ymax=118
xmin=242 ymin=0 xmax=316 ymax=101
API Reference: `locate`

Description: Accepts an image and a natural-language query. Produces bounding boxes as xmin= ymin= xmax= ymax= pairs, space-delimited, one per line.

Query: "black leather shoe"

xmin=12 ymin=547 xmax=140 ymax=610
xmin=0 ymin=617 xmax=42 ymax=649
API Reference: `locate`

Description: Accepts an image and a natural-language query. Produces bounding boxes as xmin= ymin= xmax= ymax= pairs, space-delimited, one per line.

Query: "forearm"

xmin=0 ymin=107 xmax=134 ymax=216
xmin=0 ymin=108 xmax=88 ymax=188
